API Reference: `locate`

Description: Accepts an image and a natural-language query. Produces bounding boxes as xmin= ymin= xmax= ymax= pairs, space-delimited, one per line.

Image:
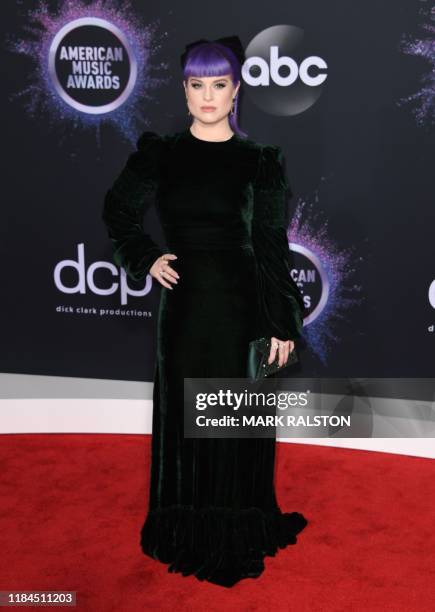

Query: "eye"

xmin=189 ymin=81 xmax=227 ymax=89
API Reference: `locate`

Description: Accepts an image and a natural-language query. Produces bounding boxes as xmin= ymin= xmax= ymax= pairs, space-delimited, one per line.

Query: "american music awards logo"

xmin=7 ymin=0 xmax=169 ymax=141
xmin=285 ymin=192 xmax=365 ymax=363
xmin=48 ymin=17 xmax=137 ymax=114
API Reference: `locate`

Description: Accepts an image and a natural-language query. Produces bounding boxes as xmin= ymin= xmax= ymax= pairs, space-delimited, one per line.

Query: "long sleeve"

xmin=102 ymin=131 xmax=165 ymax=282
xmin=251 ymin=144 xmax=305 ymax=341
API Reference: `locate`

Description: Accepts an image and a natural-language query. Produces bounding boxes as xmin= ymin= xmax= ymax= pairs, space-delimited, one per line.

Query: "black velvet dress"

xmin=102 ymin=127 xmax=307 ymax=587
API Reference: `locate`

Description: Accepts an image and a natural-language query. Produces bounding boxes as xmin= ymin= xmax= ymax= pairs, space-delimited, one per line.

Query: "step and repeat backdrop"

xmin=1 ymin=0 xmax=433 ymax=384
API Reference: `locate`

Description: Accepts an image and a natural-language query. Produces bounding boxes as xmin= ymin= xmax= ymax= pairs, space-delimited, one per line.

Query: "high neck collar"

xmin=186 ymin=127 xmax=236 ymax=144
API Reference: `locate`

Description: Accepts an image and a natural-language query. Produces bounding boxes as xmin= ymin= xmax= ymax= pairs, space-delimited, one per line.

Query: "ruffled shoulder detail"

xmin=116 ymin=130 xmax=167 ymax=196
xmin=136 ymin=130 xmax=163 ymax=151
xmin=136 ymin=129 xmax=177 ymax=156
xmin=253 ymin=144 xmax=290 ymax=192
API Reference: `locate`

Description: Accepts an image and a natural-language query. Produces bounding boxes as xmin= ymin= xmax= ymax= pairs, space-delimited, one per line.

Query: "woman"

xmin=102 ymin=36 xmax=308 ymax=587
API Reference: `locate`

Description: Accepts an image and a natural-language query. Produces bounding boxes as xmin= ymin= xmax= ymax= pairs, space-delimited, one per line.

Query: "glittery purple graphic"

xmin=287 ymin=187 xmax=364 ymax=364
xmin=6 ymin=0 xmax=170 ymax=144
xmin=397 ymin=0 xmax=435 ymax=126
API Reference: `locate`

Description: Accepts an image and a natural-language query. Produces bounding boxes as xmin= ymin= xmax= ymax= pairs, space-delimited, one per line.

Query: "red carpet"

xmin=1 ymin=434 xmax=434 ymax=611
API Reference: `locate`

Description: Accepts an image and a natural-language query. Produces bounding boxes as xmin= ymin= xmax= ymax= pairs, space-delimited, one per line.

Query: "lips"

xmin=201 ymin=107 xmax=216 ymax=111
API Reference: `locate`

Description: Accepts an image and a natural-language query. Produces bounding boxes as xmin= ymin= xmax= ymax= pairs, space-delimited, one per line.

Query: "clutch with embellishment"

xmin=247 ymin=336 xmax=298 ymax=381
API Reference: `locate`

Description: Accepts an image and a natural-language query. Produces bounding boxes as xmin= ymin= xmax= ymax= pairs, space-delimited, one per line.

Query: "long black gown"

xmin=102 ymin=127 xmax=308 ymax=587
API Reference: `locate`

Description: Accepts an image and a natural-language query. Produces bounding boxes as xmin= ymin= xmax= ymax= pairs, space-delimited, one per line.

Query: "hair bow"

xmin=180 ymin=35 xmax=246 ymax=69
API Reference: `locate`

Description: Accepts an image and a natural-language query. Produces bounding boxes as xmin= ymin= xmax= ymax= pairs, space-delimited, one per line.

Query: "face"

xmin=183 ymin=74 xmax=240 ymax=124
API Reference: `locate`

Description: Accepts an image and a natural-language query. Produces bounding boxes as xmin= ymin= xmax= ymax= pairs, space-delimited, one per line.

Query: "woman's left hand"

xmin=268 ymin=337 xmax=295 ymax=367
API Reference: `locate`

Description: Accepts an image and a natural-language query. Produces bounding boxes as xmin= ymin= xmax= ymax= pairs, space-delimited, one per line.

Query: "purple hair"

xmin=182 ymin=41 xmax=248 ymax=139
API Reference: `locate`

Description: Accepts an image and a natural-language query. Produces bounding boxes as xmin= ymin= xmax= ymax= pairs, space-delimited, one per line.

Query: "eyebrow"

xmin=189 ymin=77 xmax=229 ymax=83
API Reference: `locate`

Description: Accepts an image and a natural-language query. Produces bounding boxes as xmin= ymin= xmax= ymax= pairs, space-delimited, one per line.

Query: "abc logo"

xmin=243 ymin=47 xmax=327 ymax=87
xmin=243 ymin=24 xmax=328 ymax=116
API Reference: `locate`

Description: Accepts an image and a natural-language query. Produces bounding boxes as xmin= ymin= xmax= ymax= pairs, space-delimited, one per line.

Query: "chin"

xmin=198 ymin=113 xmax=224 ymax=123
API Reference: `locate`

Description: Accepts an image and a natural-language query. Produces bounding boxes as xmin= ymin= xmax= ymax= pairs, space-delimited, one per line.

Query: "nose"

xmin=203 ymin=87 xmax=214 ymax=101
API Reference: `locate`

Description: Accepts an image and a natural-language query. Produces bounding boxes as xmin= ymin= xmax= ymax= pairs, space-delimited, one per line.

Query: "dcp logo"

xmin=54 ymin=243 xmax=153 ymax=305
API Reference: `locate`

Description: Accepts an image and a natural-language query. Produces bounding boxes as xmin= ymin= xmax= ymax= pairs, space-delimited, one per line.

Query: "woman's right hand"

xmin=150 ymin=254 xmax=180 ymax=289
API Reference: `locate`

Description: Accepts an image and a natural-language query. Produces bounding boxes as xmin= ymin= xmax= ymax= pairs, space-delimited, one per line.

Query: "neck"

xmin=189 ymin=119 xmax=234 ymax=142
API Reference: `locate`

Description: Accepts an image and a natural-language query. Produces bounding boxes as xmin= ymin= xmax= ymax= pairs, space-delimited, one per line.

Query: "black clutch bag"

xmin=247 ymin=337 xmax=298 ymax=381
